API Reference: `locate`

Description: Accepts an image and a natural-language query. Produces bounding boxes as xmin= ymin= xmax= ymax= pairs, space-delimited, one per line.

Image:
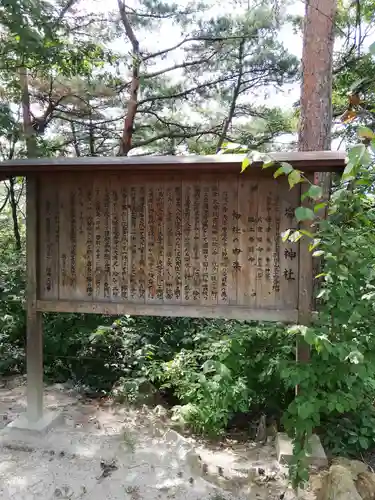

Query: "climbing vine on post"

xmin=222 ymin=126 xmax=375 ymax=488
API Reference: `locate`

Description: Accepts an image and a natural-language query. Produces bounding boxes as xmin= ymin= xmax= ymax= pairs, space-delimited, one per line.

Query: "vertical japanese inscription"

xmin=279 ymin=181 xmax=299 ymax=308
xmin=111 ymin=180 xmax=120 ymax=299
xmin=272 ymin=195 xmax=281 ymax=294
xmin=103 ymin=184 xmax=110 ymax=299
xmin=237 ymin=179 xmax=257 ymax=306
xmin=44 ymin=195 xmax=52 ymax=294
xmin=130 ymin=186 xmax=137 ymax=300
xmin=201 ymin=185 xmax=209 ymax=303
xmin=146 ymin=185 xmax=156 ymax=301
xmin=69 ymin=188 xmax=77 ymax=290
xmin=75 ymin=183 xmax=87 ymax=299
xmin=86 ymin=183 xmax=94 ymax=298
xmin=174 ymin=184 xmax=182 ymax=301
xmin=58 ymin=181 xmax=69 ymax=298
xmin=155 ymin=186 xmax=164 ymax=301
xmin=182 ymin=182 xmax=193 ymax=303
xmin=139 ymin=186 xmax=146 ymax=301
xmin=211 ymin=183 xmax=219 ymax=303
xmin=219 ymin=183 xmax=229 ymax=304
xmin=165 ymin=185 xmax=174 ymax=300
xmin=94 ymin=183 xmax=102 ymax=298
xmin=120 ymin=185 xmax=129 ymax=300
xmin=192 ymin=184 xmax=201 ymax=301
xmin=254 ymin=181 xmax=275 ymax=307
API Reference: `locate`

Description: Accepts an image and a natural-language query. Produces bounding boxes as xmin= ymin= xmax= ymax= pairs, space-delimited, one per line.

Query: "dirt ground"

xmin=0 ymin=378 xmax=314 ymax=500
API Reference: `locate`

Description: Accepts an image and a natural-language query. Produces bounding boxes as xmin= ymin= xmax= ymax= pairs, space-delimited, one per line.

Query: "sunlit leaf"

xmin=241 ymin=157 xmax=251 ymax=173
xmin=358 ymin=126 xmax=375 ymax=140
xmin=369 ymin=41 xmax=375 ymax=55
xmin=312 ymin=250 xmax=324 ymax=257
xmin=314 ymin=202 xmax=327 ymax=213
xmin=288 ymin=169 xmax=301 ymax=188
xmin=281 ymin=229 xmax=291 ymax=242
xmin=289 ymin=231 xmax=302 ymax=243
xmin=300 ymin=230 xmax=314 ymax=238
xmin=315 ymin=273 xmax=327 ymax=279
xmin=262 ymin=161 xmax=274 ymax=169
xmin=309 ymin=238 xmax=321 ymax=251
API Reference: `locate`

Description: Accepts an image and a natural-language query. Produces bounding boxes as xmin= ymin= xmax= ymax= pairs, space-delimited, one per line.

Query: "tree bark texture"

xmin=297 ymin=0 xmax=337 ymax=364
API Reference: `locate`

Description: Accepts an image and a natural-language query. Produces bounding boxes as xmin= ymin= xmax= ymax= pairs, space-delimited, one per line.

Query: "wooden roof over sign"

xmin=0 ymin=151 xmax=346 ymax=177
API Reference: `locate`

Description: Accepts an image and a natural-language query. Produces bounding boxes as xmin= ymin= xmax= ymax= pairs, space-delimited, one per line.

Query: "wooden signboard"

xmin=0 ymin=152 xmax=345 ymax=428
xmin=0 ymin=152 xmax=346 ymax=324
xmin=36 ymin=170 xmax=302 ymax=321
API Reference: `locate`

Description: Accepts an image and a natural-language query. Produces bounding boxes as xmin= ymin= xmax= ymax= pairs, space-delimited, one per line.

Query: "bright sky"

xmin=88 ymin=0 xmax=305 ymax=108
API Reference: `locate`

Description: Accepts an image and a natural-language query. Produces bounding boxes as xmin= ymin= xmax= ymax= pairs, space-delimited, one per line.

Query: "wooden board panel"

xmin=120 ymin=182 xmax=130 ymax=300
xmin=37 ymin=171 xmax=307 ymax=319
xmin=278 ymin=179 xmax=300 ymax=308
xmin=237 ymin=177 xmax=258 ymax=307
xmin=93 ymin=176 xmax=105 ymax=300
xmin=110 ymin=175 xmax=121 ymax=301
xmin=58 ymin=177 xmax=72 ymax=300
xmin=84 ymin=179 xmax=94 ymax=299
xmin=181 ymin=180 xmax=194 ymax=304
xmin=37 ymin=299 xmax=299 ymax=322
xmin=255 ymin=179 xmax=277 ymax=308
xmin=75 ymin=181 xmax=87 ymax=300
xmin=39 ymin=175 xmax=59 ymax=299
xmin=218 ymin=176 xmax=238 ymax=305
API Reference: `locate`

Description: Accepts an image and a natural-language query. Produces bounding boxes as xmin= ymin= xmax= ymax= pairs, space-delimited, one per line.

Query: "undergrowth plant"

xmin=146 ymin=320 xmax=294 ymax=434
xmin=237 ymin=126 xmax=375 ymax=487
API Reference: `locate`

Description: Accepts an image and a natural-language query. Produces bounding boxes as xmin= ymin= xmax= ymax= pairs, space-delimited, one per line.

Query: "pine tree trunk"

xmin=297 ymin=0 xmax=337 ymax=364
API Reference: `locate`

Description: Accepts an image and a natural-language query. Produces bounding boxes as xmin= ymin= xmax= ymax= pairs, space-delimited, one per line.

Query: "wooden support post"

xmin=26 ymin=175 xmax=44 ymax=422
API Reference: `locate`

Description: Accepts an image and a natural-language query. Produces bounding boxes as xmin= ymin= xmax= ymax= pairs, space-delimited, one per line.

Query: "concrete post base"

xmin=5 ymin=411 xmax=63 ymax=434
xmin=276 ymin=432 xmax=328 ymax=468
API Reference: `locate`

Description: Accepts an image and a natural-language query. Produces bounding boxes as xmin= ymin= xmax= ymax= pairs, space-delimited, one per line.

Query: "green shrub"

xmin=146 ymin=320 xmax=295 ymax=434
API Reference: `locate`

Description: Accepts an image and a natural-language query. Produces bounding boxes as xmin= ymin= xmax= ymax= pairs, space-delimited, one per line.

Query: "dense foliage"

xmin=1 ymin=0 xmax=375 ymax=491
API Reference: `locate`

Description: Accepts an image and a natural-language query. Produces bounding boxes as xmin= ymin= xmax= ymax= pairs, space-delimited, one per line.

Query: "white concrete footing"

xmin=5 ymin=410 xmax=63 ymax=434
xmin=276 ymin=432 xmax=328 ymax=468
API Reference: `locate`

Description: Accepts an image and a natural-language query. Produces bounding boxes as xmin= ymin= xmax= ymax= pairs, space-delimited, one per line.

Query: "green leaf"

xmin=241 ymin=157 xmax=251 ymax=173
xmin=335 ymin=402 xmax=344 ymax=413
xmin=295 ymin=207 xmax=315 ymax=222
xmin=314 ymin=202 xmax=327 ymax=213
xmin=369 ymin=41 xmax=375 ymax=55
xmin=300 ymin=230 xmax=314 ymax=238
xmin=274 ymin=162 xmax=293 ymax=178
xmin=273 ymin=167 xmax=283 ymax=178
xmin=288 ymin=169 xmax=302 ymax=188
xmin=298 ymin=401 xmax=315 ymax=420
xmin=301 ymin=185 xmax=323 ymax=201
xmin=348 ymin=143 xmax=371 ymax=167
xmin=358 ymin=126 xmax=375 ymax=140
xmin=342 ymin=162 xmax=355 ymax=180
xmin=309 ymin=238 xmax=321 ymax=251
xmin=262 ymin=160 xmax=274 ymax=169
xmin=359 ymin=436 xmax=369 ymax=450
